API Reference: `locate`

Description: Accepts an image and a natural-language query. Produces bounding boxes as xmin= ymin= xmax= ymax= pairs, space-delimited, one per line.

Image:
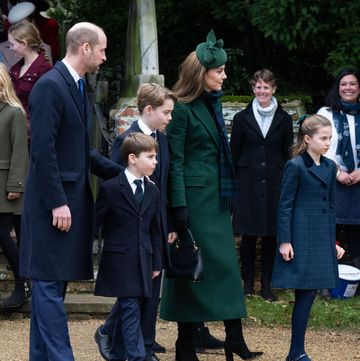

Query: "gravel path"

xmin=0 ymin=318 xmax=359 ymax=360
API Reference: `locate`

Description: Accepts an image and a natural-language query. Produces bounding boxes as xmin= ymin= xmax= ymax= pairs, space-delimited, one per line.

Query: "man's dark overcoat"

xmin=20 ymin=61 xmax=120 ymax=281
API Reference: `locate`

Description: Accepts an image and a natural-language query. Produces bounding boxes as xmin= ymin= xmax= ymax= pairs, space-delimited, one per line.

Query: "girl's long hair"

xmin=292 ymin=114 xmax=331 ymax=156
xmin=0 ymin=63 xmax=25 ymax=113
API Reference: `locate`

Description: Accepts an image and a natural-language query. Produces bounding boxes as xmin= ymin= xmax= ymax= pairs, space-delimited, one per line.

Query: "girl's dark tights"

xmin=289 ymin=289 xmax=317 ymax=358
xmin=0 ymin=213 xmax=20 ymax=278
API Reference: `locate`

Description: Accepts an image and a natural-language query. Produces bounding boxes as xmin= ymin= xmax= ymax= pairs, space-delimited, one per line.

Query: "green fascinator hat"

xmin=195 ymin=29 xmax=227 ymax=69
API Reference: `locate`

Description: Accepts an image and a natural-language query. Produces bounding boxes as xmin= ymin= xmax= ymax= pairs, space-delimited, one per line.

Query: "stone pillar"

xmin=120 ymin=0 xmax=164 ymax=98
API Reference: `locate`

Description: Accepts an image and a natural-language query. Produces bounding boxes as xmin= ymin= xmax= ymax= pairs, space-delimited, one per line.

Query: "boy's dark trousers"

xmin=110 ymin=298 xmax=145 ymax=361
xmin=103 ymin=274 xmax=162 ymax=359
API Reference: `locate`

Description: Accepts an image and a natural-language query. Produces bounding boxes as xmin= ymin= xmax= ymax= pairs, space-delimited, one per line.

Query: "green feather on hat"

xmin=195 ymin=29 xmax=227 ymax=69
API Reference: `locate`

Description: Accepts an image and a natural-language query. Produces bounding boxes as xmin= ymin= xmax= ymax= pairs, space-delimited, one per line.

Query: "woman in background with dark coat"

xmin=230 ymin=69 xmax=293 ymax=301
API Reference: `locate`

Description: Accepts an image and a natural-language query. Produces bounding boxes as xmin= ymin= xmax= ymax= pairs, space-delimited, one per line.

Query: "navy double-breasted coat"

xmin=111 ymin=121 xmax=171 ymax=267
xmin=272 ymin=152 xmax=339 ymax=289
xmin=94 ymin=171 xmax=162 ymax=298
xmin=20 ymin=61 xmax=120 ymax=281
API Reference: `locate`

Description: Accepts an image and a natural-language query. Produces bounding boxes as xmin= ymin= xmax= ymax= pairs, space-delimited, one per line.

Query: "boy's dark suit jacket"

xmin=111 ymin=121 xmax=171 ymax=267
xmin=94 ymin=171 xmax=162 ymax=298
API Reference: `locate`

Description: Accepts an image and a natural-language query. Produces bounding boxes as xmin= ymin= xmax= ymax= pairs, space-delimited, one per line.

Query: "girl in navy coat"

xmin=271 ymin=114 xmax=345 ymax=361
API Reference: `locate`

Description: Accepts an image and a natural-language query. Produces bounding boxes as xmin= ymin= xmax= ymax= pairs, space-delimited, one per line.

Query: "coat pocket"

xmin=0 ymin=160 xmax=10 ymax=170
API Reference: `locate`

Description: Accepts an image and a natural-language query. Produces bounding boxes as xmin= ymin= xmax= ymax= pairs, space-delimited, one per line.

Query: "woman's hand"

xmin=152 ymin=270 xmax=161 ymax=279
xmin=336 ymin=244 xmax=345 ymax=259
xmin=336 ymin=170 xmax=351 ymax=185
xmin=7 ymin=192 xmax=21 ymax=200
xmin=348 ymin=170 xmax=360 ymax=185
xmin=279 ymin=242 xmax=294 ymax=261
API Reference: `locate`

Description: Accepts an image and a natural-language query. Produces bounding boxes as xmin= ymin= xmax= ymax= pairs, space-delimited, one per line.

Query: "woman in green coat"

xmin=0 ymin=63 xmax=29 ymax=308
xmin=160 ymin=30 xmax=263 ymax=361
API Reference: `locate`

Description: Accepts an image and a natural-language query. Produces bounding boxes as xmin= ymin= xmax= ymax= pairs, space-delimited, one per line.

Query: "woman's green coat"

xmin=160 ymin=98 xmax=247 ymax=322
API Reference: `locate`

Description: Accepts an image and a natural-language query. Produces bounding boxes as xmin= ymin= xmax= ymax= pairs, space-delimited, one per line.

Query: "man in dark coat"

xmin=20 ymin=22 xmax=120 ymax=361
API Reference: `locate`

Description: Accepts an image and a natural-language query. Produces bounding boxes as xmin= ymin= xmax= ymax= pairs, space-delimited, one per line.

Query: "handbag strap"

xmin=175 ymin=228 xmax=199 ymax=250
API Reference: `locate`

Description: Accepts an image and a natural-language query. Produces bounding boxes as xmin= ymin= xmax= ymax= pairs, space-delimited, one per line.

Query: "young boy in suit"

xmin=95 ymin=83 xmax=176 ymax=361
xmin=94 ymin=133 xmax=162 ymax=361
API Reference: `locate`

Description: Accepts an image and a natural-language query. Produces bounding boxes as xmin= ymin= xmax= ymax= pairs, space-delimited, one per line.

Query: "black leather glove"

xmin=172 ymin=206 xmax=188 ymax=233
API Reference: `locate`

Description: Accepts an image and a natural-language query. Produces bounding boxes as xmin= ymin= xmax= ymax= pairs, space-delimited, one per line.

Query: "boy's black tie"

xmin=134 ymin=179 xmax=144 ymax=207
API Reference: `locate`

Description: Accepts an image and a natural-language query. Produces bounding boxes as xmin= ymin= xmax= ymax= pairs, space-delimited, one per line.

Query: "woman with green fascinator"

xmin=160 ymin=30 xmax=263 ymax=361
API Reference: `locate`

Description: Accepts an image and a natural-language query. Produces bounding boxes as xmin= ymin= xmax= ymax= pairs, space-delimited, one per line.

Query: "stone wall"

xmin=110 ymin=98 xmax=305 ymax=141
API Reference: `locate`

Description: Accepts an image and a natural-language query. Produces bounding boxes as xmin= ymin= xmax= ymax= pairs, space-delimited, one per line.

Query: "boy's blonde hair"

xmin=137 ymin=83 xmax=177 ymax=114
xmin=121 ymin=132 xmax=158 ymax=166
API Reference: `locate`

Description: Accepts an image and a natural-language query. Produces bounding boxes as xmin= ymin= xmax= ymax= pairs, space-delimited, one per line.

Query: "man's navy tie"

xmin=78 ymin=78 xmax=85 ymax=101
xmin=134 ymin=179 xmax=144 ymax=207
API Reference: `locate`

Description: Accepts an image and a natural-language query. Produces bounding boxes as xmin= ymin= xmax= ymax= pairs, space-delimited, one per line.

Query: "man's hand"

xmin=279 ymin=242 xmax=294 ymax=261
xmin=152 ymin=270 xmax=161 ymax=279
xmin=52 ymin=205 xmax=72 ymax=232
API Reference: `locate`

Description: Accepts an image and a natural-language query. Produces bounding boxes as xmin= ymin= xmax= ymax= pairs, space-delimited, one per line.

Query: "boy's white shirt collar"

xmin=138 ymin=118 xmax=156 ymax=136
xmin=125 ymin=168 xmax=144 ymax=193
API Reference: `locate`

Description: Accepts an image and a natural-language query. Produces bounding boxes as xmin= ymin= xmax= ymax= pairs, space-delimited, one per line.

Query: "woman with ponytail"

xmin=8 ymin=19 xmax=52 ymax=125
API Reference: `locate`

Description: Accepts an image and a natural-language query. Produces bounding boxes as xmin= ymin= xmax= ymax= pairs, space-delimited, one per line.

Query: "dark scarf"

xmin=333 ymin=100 xmax=360 ymax=171
xmin=201 ymin=90 xmax=237 ymax=209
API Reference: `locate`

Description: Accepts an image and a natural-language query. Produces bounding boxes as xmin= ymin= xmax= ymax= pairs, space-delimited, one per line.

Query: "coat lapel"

xmin=302 ymin=152 xmax=332 ymax=186
xmin=265 ymin=108 xmax=283 ymax=138
xmin=243 ymin=106 xmax=264 ymax=138
xmin=141 ymin=178 xmax=155 ymax=214
xmin=191 ymin=99 xmax=219 ymax=147
xmin=117 ymin=172 xmax=139 ymax=214
xmin=54 ymin=61 xmax=86 ymax=124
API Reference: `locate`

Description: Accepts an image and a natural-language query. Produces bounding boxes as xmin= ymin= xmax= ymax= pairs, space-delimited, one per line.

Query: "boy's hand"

xmin=336 ymin=245 xmax=345 ymax=259
xmin=279 ymin=242 xmax=294 ymax=261
xmin=152 ymin=270 xmax=161 ymax=279
xmin=167 ymin=232 xmax=177 ymax=244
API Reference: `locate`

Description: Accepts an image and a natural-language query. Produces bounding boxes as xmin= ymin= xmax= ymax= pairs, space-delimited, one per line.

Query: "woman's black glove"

xmin=172 ymin=206 xmax=188 ymax=233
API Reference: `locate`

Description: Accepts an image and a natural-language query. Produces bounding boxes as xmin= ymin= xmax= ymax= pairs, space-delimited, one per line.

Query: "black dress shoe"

xmin=94 ymin=326 xmax=111 ymax=360
xmin=145 ymin=354 xmax=160 ymax=361
xmin=286 ymin=353 xmax=311 ymax=361
xmin=260 ymin=288 xmax=277 ymax=302
xmin=193 ymin=326 xmax=224 ymax=352
xmin=153 ymin=341 xmax=166 ymax=353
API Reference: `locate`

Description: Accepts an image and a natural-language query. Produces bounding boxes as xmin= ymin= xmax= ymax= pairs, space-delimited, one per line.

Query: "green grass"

xmin=243 ymin=290 xmax=360 ymax=330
